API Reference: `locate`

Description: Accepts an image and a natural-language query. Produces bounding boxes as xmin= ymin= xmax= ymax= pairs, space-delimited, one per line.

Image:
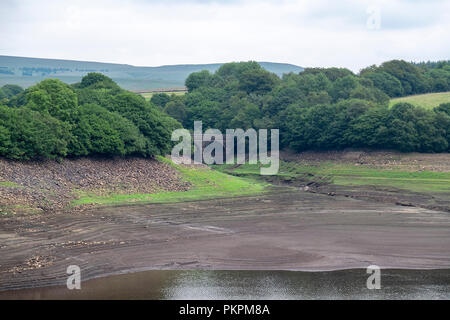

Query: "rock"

xmin=0 ymin=157 xmax=192 ymax=215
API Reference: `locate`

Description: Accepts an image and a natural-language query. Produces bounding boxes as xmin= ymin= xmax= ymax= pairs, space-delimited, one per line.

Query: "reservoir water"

xmin=1 ymin=269 xmax=449 ymax=300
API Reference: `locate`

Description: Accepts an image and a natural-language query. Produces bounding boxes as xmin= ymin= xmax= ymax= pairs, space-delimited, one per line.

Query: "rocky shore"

xmin=0 ymin=157 xmax=191 ymax=214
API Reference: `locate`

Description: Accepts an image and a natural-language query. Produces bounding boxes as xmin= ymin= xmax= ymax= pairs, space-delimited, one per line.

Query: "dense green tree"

xmin=295 ymin=73 xmax=332 ymax=95
xmin=330 ymin=75 xmax=359 ymax=101
xmin=164 ymin=97 xmax=187 ymax=124
xmin=427 ymin=69 xmax=449 ymax=92
xmin=349 ymin=86 xmax=389 ymax=105
xmin=411 ymin=107 xmax=448 ymax=152
xmin=362 ymin=71 xmax=404 ymax=97
xmin=185 ymin=70 xmax=212 ymax=92
xmin=280 ymin=105 xmax=309 ymax=150
xmin=229 ymin=102 xmax=261 ymax=129
xmin=1 ymin=84 xmax=24 ymax=98
xmin=26 ymin=79 xmax=78 ymax=122
xmin=238 ymin=69 xmax=279 ymax=94
xmin=70 ymin=104 xmax=147 ymax=156
xmin=346 ymin=106 xmax=391 ymax=148
xmin=216 ymin=61 xmax=262 ymax=81
xmin=0 ymin=89 xmax=6 ymax=103
xmin=358 ymin=77 xmax=374 ymax=88
xmin=78 ymin=72 xmax=120 ymax=89
xmin=178 ymin=61 xmax=449 ymax=153
xmin=109 ymin=91 xmax=182 ymax=155
xmin=264 ymin=84 xmax=305 ymax=116
xmin=302 ymin=67 xmax=354 ymax=81
xmin=187 ymin=100 xmax=222 ymax=130
xmin=0 ymin=105 xmax=70 ymax=159
xmin=378 ymin=60 xmax=429 ymax=95
xmin=436 ymin=103 xmax=450 ymax=116
xmin=434 ymin=106 xmax=450 ymax=151
xmin=306 ymin=91 xmax=331 ymax=106
xmin=1 ymin=58 xmax=449 ymax=160
xmin=0 ymin=74 xmax=183 ymax=160
xmin=150 ymin=93 xmax=171 ymax=109
xmin=75 ymin=74 xmax=182 ymax=156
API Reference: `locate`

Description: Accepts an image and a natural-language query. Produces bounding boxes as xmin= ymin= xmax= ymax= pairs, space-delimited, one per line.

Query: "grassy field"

xmin=214 ymin=161 xmax=450 ymax=193
xmin=389 ymin=91 xmax=450 ymax=109
xmin=73 ymin=156 xmax=268 ymax=206
xmin=141 ymin=91 xmax=186 ymax=101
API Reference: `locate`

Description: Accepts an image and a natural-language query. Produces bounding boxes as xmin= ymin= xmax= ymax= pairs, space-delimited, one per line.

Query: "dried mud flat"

xmin=1 ymin=189 xmax=450 ymax=291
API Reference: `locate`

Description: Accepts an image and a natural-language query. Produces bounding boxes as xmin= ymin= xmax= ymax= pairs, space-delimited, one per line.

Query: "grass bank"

xmin=73 ymin=156 xmax=269 ymax=206
xmin=214 ymin=161 xmax=450 ymax=194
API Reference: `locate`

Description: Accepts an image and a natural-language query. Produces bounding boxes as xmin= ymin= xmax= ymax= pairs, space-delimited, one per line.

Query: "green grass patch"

xmin=141 ymin=91 xmax=186 ymax=101
xmin=215 ymin=161 xmax=450 ymax=193
xmin=389 ymin=91 xmax=450 ymax=109
xmin=73 ymin=156 xmax=268 ymax=206
xmin=0 ymin=181 xmax=22 ymax=188
xmin=316 ymin=163 xmax=450 ymax=193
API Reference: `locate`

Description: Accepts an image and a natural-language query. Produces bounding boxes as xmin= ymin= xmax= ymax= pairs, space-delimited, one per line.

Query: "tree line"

xmin=1 ymin=59 xmax=449 ymax=160
xmin=0 ymin=74 xmax=180 ymax=160
xmin=154 ymin=60 xmax=450 ymax=153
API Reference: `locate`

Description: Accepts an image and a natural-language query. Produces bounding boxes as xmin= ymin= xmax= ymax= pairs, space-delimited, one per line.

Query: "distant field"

xmin=141 ymin=90 xmax=186 ymax=100
xmin=389 ymin=91 xmax=450 ymax=109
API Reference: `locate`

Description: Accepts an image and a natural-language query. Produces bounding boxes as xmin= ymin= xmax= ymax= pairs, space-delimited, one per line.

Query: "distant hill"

xmin=0 ymin=55 xmax=303 ymax=90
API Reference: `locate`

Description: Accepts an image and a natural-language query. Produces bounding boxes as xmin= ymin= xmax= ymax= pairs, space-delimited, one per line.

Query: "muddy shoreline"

xmin=307 ymin=184 xmax=450 ymax=213
xmin=1 ymin=189 xmax=450 ymax=292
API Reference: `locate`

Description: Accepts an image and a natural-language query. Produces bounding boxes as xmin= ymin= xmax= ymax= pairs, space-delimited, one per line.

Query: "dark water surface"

xmin=1 ymin=269 xmax=449 ymax=300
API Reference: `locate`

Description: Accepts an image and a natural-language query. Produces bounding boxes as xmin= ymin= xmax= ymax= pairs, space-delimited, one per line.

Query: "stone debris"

xmin=0 ymin=157 xmax=191 ymax=214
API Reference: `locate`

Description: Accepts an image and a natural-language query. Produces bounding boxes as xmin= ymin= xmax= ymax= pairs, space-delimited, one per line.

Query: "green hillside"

xmin=389 ymin=91 xmax=450 ymax=109
xmin=0 ymin=55 xmax=303 ymax=90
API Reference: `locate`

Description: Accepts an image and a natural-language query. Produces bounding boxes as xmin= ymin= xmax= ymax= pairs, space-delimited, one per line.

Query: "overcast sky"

xmin=0 ymin=0 xmax=449 ymax=72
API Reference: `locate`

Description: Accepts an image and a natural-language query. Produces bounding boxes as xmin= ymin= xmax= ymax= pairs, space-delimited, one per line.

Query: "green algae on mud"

xmin=72 ymin=156 xmax=270 ymax=206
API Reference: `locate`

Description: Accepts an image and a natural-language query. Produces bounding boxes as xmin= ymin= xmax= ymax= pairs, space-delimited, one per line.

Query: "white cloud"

xmin=0 ymin=0 xmax=449 ymax=71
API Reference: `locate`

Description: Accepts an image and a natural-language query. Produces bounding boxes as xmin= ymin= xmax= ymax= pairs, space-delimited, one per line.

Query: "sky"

xmin=0 ymin=0 xmax=449 ymax=72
